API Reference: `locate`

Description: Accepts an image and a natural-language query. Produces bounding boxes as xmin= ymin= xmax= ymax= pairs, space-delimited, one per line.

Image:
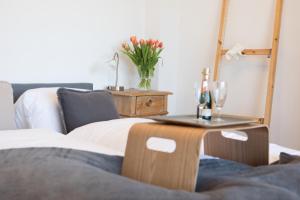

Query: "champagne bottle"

xmin=199 ymin=68 xmax=212 ymax=120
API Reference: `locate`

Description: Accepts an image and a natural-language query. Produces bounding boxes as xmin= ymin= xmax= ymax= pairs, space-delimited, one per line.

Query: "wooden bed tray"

xmin=121 ymin=123 xmax=269 ymax=192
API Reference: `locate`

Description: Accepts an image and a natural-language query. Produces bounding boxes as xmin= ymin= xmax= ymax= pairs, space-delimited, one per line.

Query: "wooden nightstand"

xmin=109 ymin=89 xmax=172 ymax=117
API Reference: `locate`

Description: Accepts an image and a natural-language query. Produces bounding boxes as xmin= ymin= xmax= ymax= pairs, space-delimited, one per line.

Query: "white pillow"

xmin=15 ymin=88 xmax=65 ymax=133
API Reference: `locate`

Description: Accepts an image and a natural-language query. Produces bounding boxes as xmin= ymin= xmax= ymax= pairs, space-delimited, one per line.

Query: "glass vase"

xmin=138 ymin=77 xmax=151 ymax=90
xmin=137 ymin=67 xmax=153 ymax=90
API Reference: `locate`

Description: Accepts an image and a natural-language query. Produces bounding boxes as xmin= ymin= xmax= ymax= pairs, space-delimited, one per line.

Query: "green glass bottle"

xmin=199 ymin=68 xmax=212 ymax=120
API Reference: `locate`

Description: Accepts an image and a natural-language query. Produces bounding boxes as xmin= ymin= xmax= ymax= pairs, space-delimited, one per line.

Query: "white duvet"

xmin=0 ymin=118 xmax=299 ymax=164
xmin=69 ymin=118 xmax=154 ymax=155
xmin=0 ymin=129 xmax=122 ymax=156
xmin=0 ymin=118 xmax=153 ymax=157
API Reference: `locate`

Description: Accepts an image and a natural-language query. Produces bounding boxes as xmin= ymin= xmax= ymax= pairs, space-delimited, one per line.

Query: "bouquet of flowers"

xmin=122 ymin=36 xmax=164 ymax=90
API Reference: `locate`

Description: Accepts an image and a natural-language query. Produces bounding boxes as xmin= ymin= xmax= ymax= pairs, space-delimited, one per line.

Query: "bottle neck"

xmin=202 ymin=74 xmax=209 ymax=92
xmin=203 ymin=74 xmax=209 ymax=81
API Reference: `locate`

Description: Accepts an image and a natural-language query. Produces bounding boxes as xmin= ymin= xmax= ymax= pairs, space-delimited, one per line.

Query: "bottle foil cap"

xmin=202 ymin=68 xmax=210 ymax=75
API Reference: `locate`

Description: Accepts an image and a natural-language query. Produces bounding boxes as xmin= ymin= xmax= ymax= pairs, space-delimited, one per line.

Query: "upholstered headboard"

xmin=12 ymin=83 xmax=93 ymax=103
xmin=0 ymin=81 xmax=16 ymax=130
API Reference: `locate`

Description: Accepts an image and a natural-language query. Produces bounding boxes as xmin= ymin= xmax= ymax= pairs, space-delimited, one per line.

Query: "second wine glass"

xmin=211 ymin=81 xmax=228 ymax=121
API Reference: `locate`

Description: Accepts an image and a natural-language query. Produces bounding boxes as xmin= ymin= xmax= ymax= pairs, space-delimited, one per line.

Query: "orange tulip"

xmin=147 ymin=39 xmax=154 ymax=46
xmin=130 ymin=36 xmax=138 ymax=45
xmin=130 ymin=35 xmax=137 ymax=42
xmin=158 ymin=42 xmax=163 ymax=48
xmin=154 ymin=40 xmax=160 ymax=48
xmin=122 ymin=42 xmax=130 ymax=51
xmin=140 ymin=39 xmax=146 ymax=45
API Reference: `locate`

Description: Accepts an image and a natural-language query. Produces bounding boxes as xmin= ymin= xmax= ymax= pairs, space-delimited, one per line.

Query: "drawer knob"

xmin=145 ymin=99 xmax=153 ymax=107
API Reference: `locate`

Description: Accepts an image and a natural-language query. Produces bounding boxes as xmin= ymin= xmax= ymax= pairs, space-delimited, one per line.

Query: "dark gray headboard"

xmin=12 ymin=83 xmax=93 ymax=102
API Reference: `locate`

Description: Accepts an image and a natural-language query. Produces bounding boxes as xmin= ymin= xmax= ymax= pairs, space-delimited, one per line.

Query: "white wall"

xmin=271 ymin=0 xmax=300 ymax=150
xmin=146 ymin=0 xmax=300 ymax=150
xmin=144 ymin=0 xmax=181 ymax=114
xmin=0 ymin=0 xmax=299 ymax=149
xmin=0 ymin=0 xmax=145 ymax=89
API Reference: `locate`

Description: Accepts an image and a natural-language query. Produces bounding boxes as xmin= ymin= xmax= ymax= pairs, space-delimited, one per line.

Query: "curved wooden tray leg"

xmin=204 ymin=126 xmax=269 ymax=166
xmin=121 ymin=123 xmax=205 ymax=192
xmin=122 ymin=123 xmax=269 ymax=191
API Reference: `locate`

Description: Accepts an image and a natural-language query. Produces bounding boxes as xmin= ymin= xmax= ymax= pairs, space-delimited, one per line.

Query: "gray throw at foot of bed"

xmin=0 ymin=148 xmax=300 ymax=200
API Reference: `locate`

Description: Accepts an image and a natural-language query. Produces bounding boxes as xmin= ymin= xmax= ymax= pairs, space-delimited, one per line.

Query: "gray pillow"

xmin=57 ymin=88 xmax=119 ymax=133
xmin=271 ymin=152 xmax=300 ymax=165
xmin=278 ymin=152 xmax=300 ymax=164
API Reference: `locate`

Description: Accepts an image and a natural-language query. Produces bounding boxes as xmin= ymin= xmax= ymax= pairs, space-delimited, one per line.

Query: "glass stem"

xmin=216 ymin=107 xmax=222 ymax=119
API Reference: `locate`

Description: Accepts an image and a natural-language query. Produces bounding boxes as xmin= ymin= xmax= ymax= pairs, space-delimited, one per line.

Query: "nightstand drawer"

xmin=109 ymin=89 xmax=172 ymax=117
xmin=136 ymin=96 xmax=166 ymax=116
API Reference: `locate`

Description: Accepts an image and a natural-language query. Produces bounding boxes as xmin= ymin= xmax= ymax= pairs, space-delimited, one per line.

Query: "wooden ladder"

xmin=213 ymin=0 xmax=284 ymax=126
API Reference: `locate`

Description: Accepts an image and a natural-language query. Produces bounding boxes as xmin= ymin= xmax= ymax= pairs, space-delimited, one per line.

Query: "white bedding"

xmin=0 ymin=129 xmax=122 ymax=156
xmin=0 ymin=118 xmax=154 ymax=157
xmin=0 ymin=118 xmax=299 ymax=164
xmin=69 ymin=118 xmax=154 ymax=155
xmin=69 ymin=118 xmax=300 ymax=163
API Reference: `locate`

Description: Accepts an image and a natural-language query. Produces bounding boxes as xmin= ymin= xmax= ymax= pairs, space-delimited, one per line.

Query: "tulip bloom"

xmin=130 ymin=36 xmax=138 ymax=46
xmin=122 ymin=43 xmax=130 ymax=51
xmin=158 ymin=42 xmax=163 ymax=48
xmin=154 ymin=40 xmax=160 ymax=48
xmin=147 ymin=39 xmax=154 ymax=46
xmin=130 ymin=36 xmax=137 ymax=42
xmin=140 ymin=39 xmax=146 ymax=45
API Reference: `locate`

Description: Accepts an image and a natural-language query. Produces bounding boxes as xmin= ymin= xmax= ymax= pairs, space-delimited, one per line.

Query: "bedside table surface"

xmin=109 ymin=89 xmax=172 ymax=97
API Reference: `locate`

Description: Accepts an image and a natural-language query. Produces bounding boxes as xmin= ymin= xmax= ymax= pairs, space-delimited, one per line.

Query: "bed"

xmin=1 ymin=82 xmax=300 ymax=200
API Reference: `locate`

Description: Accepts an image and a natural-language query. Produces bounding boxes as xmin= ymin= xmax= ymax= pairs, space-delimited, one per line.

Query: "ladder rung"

xmin=221 ymin=49 xmax=272 ymax=56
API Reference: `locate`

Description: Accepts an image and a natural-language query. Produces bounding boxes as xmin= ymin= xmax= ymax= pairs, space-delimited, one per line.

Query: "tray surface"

xmin=150 ymin=115 xmax=257 ymax=128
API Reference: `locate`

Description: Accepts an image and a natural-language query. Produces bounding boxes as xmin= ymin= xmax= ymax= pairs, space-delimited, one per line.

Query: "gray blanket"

xmin=0 ymin=148 xmax=300 ymax=200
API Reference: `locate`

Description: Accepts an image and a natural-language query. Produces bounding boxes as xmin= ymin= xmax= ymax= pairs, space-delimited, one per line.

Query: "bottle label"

xmin=202 ymin=109 xmax=212 ymax=117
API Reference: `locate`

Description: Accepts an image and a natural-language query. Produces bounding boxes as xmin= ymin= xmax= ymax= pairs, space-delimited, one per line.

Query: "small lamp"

xmin=107 ymin=52 xmax=125 ymax=91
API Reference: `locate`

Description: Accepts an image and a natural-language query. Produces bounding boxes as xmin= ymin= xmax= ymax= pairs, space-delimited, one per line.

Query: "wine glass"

xmin=211 ymin=81 xmax=228 ymax=121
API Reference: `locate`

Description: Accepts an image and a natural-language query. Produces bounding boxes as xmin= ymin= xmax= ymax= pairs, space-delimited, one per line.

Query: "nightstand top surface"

xmin=109 ymin=89 xmax=172 ymax=97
